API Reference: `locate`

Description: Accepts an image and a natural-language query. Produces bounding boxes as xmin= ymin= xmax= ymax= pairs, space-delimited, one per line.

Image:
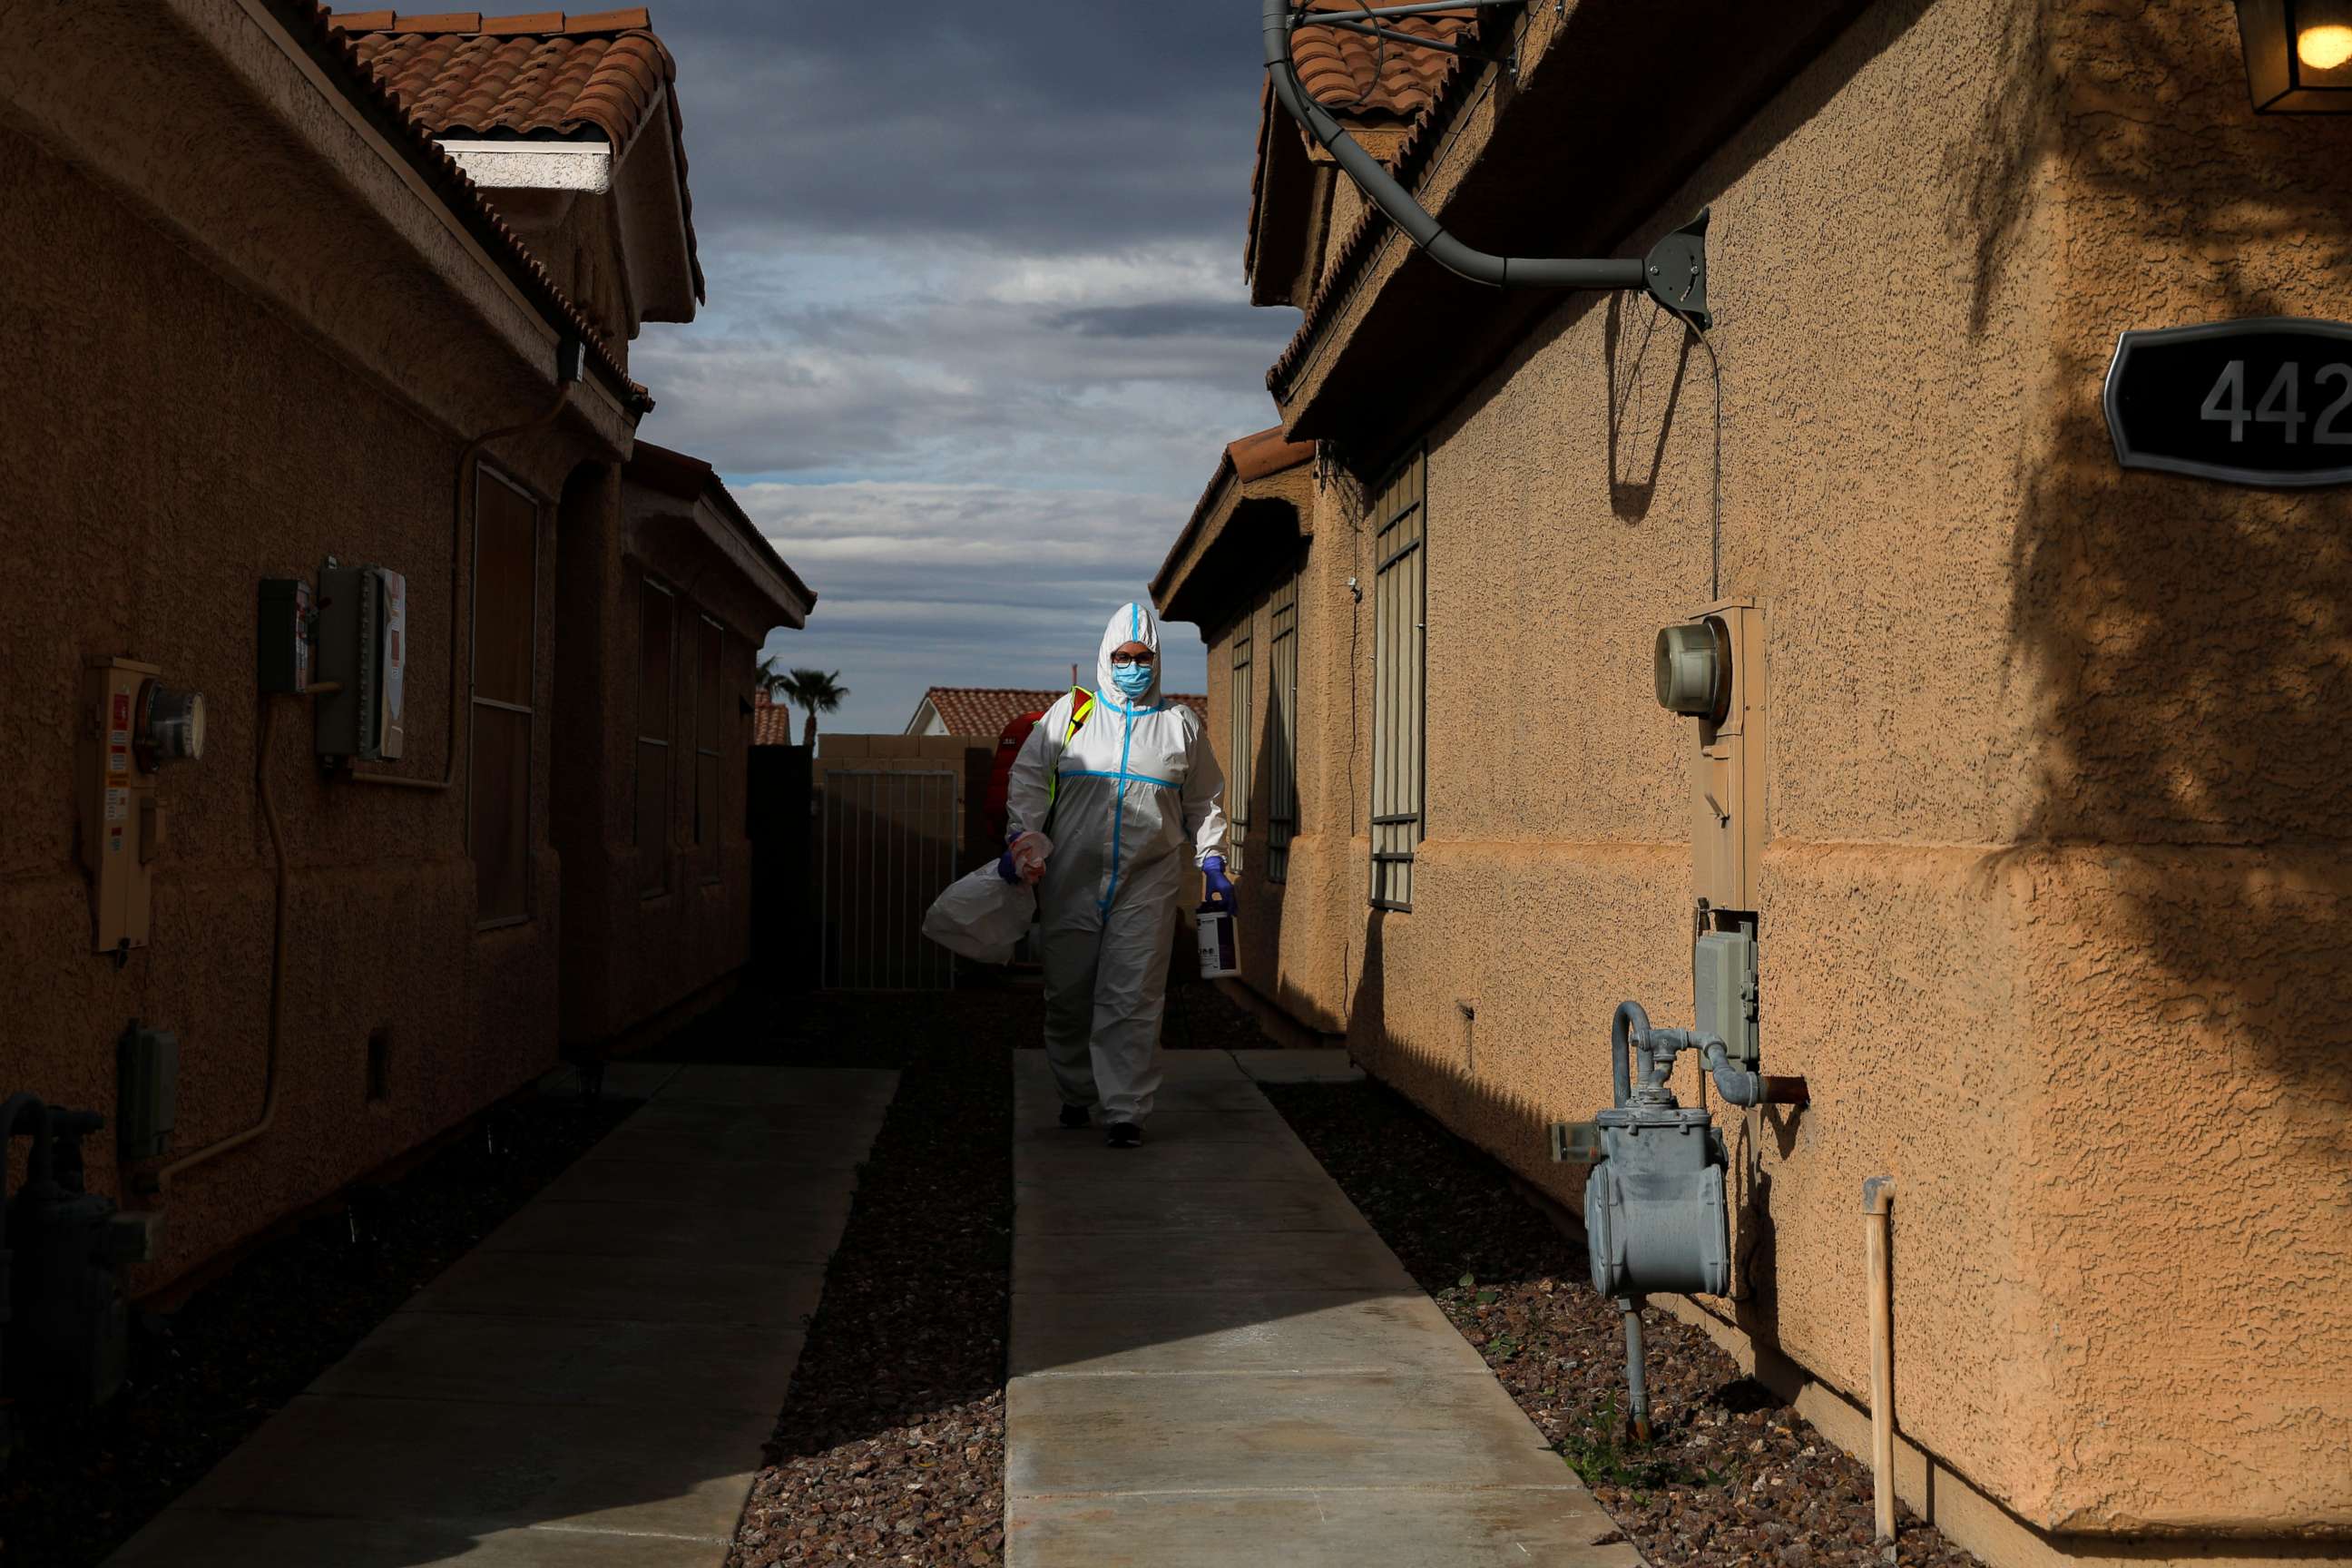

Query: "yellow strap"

xmin=1046 ymin=688 xmax=1094 ymax=809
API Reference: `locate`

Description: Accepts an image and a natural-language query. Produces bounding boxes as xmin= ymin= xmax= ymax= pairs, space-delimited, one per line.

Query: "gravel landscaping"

xmin=0 ymin=1089 xmax=641 ymax=1568
xmin=712 ymin=986 xmax=1024 ymax=1568
xmin=1259 ymin=1073 xmax=1980 ymax=1568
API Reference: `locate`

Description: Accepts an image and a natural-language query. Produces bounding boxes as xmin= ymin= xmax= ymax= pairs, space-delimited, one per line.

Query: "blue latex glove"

xmin=1201 ymin=854 xmax=1236 ymax=911
xmin=997 ymin=832 xmax=1024 ymax=885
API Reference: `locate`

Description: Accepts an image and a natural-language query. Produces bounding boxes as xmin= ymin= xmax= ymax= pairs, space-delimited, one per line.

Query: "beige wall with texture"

xmin=1191 ymin=0 xmax=2352 ymax=1549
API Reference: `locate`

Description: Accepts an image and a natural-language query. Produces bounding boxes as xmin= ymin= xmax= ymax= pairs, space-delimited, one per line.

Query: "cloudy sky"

xmin=631 ymin=2 xmax=1298 ymax=735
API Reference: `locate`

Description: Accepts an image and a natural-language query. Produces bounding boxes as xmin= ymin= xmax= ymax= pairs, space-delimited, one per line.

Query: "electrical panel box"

xmin=257 ymin=578 xmax=313 ymax=695
xmin=116 ymin=1022 xmax=179 ymax=1161
xmin=77 ymin=659 xmax=158 ymax=953
xmin=315 ymin=563 xmax=407 ymax=763
xmin=1681 ymin=600 xmax=1766 ymax=912
xmin=1693 ymin=928 xmax=1759 ymax=1068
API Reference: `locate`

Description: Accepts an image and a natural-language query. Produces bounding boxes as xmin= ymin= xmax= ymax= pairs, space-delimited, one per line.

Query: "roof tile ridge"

xmin=297 ymin=0 xmax=651 ymax=409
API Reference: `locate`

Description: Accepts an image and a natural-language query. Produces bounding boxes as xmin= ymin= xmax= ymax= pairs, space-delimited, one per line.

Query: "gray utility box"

xmin=1693 ymin=928 xmax=1759 ymax=1067
xmin=314 ymin=563 xmax=407 ymax=763
xmin=1584 ymin=1105 xmax=1730 ymax=1298
xmin=115 ymin=1023 xmax=177 ymax=1161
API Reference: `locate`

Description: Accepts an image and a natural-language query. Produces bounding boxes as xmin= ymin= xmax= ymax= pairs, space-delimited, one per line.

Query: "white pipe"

xmin=1864 ymin=1175 xmax=1897 ymax=1556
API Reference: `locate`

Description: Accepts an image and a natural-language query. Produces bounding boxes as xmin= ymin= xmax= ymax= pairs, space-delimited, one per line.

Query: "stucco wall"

xmin=553 ymin=476 xmax=777 ymax=1048
xmin=1191 ymin=0 xmax=2352 ymax=1547
xmin=0 ymin=117 xmax=593 ymax=1291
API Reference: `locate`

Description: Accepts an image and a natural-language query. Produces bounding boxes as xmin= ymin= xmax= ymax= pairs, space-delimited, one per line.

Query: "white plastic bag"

xmin=922 ymin=862 xmax=1037 ymax=965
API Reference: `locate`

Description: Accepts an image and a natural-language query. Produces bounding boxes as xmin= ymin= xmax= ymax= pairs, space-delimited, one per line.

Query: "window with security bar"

xmin=469 ymin=466 xmax=537 ymax=927
xmin=636 ymin=577 xmax=674 ymax=897
xmin=1370 ymin=448 xmax=1425 ymax=911
xmin=1267 ymin=570 xmax=1299 ymax=884
xmin=693 ymin=614 xmax=723 ymax=877
xmin=1228 ymin=614 xmax=1253 ymax=874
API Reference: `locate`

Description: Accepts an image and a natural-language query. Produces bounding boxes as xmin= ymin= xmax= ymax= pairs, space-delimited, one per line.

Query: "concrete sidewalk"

xmin=1004 ymin=1048 xmax=1640 ymax=1567
xmin=107 ymin=1064 xmax=897 ymax=1568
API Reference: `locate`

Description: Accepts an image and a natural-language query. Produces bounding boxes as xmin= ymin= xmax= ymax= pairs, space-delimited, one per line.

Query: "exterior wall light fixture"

xmin=1261 ymin=0 xmax=1710 ymax=326
xmin=2239 ymin=0 xmax=2352 ymax=111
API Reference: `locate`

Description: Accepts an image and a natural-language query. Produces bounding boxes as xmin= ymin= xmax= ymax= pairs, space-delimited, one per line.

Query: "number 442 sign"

xmin=2105 ymin=318 xmax=2352 ymax=487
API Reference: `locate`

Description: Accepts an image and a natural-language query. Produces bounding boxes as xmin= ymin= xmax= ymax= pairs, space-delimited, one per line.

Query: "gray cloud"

xmin=656 ymin=2 xmax=1268 ymax=251
xmin=737 ymin=482 xmax=1209 ymax=734
xmin=631 ymin=1 xmax=1298 ymax=737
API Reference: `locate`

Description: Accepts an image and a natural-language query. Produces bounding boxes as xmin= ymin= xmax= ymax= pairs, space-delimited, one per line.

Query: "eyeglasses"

xmin=1110 ymin=652 xmax=1156 ymax=668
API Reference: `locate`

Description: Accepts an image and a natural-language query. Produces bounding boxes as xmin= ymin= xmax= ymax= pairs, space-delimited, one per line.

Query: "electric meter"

xmin=1654 ymin=620 xmax=1728 ymax=719
xmin=134 ymin=682 xmax=204 ymax=769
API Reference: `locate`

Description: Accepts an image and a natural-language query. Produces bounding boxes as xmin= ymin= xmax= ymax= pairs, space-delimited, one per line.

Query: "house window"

xmin=1370 ymin=447 xmax=1425 ymax=911
xmin=1228 ymin=614 xmax=1253 ymax=875
xmin=469 ymin=467 xmax=537 ymax=926
xmin=694 ymin=615 xmax=723 ymax=867
xmin=1267 ymin=570 xmax=1299 ymax=884
xmin=636 ymin=578 xmax=675 ymax=896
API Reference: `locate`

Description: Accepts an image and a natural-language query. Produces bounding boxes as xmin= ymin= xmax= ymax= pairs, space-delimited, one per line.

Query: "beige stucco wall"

xmin=0 ymin=0 xmax=720 ymax=1297
xmin=554 ymin=474 xmax=779 ymax=1048
xmin=0 ymin=113 xmax=593 ymax=1291
xmin=1187 ymin=0 xmax=2352 ymax=1552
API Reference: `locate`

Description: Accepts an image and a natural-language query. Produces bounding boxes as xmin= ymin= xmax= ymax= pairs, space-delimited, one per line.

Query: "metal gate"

xmin=818 ymin=769 xmax=960 ymax=990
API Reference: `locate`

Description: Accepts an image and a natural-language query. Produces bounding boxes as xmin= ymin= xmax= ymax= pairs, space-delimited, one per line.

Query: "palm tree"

xmin=776 ymin=668 xmax=848 ymax=748
xmin=754 ymin=654 xmax=791 ymax=704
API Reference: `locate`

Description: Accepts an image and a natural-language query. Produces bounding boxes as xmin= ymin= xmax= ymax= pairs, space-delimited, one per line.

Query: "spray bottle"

xmin=1195 ymin=865 xmax=1240 ymax=980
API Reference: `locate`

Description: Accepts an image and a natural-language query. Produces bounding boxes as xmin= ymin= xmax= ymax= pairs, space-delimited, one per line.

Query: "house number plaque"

xmin=2104 ymin=318 xmax=2352 ymax=487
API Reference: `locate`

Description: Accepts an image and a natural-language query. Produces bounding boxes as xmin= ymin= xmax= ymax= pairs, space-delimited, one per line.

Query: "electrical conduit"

xmin=1260 ymin=0 xmax=1646 ymax=292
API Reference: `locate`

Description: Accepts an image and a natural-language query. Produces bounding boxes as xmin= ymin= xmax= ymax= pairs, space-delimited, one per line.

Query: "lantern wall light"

xmin=2239 ymin=0 xmax=2352 ymax=112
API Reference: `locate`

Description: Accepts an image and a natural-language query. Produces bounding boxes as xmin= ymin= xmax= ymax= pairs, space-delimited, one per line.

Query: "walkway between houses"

xmin=1005 ymin=1048 xmax=1642 ymax=1567
xmin=105 ymin=1063 xmax=897 ymax=1568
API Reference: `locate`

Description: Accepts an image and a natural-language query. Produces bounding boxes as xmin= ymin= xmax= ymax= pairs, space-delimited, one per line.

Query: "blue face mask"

xmin=1110 ymin=662 xmax=1154 ymax=698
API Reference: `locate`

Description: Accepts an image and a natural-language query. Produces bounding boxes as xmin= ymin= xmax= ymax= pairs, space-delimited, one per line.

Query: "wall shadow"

xmin=1990 ymin=4 xmax=2352 ymax=1106
xmin=1602 ymin=290 xmax=1696 ymax=522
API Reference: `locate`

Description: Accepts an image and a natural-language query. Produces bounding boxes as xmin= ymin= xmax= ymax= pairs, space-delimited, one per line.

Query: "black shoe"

xmin=1058 ymin=1103 xmax=1090 ymax=1130
xmin=1105 ymin=1122 xmax=1142 ymax=1149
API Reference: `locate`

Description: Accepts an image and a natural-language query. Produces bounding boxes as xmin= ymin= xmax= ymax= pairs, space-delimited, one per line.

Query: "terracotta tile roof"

xmin=1267 ymin=5 xmax=1485 ymax=399
xmin=328 ymin=9 xmax=704 ymax=302
xmin=265 ymin=1 xmax=651 ymax=409
xmin=753 ymin=691 xmax=797 ymax=747
xmin=1153 ymin=426 xmax=1316 ymax=618
xmin=1247 ymin=5 xmax=1475 ymax=290
xmin=1227 ymin=426 xmax=1316 ymax=485
xmin=1290 ymin=0 xmax=1474 ymax=120
xmin=916 ymin=687 xmax=1207 ymax=740
xmin=625 ymin=439 xmax=816 ymax=619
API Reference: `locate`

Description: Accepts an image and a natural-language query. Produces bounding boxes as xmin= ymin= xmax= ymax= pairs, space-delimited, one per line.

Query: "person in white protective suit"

xmin=1002 ymin=602 xmax=1231 ymax=1148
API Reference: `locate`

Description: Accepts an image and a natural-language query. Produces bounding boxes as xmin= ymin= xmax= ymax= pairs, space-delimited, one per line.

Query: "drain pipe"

xmin=1865 ymin=1175 xmax=1897 ymax=1555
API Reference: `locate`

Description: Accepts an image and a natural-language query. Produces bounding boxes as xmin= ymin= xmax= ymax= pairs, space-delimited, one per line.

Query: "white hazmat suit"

xmin=1006 ymin=603 xmax=1227 ymax=1124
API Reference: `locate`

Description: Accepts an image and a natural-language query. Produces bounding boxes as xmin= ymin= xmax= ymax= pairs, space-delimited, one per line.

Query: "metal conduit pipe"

xmin=1260 ymin=0 xmax=1710 ymax=320
xmin=1865 ymin=1175 xmax=1898 ymax=1557
xmin=143 ymin=700 xmax=294 ymax=1193
xmin=1612 ymin=1000 xmax=1784 ymax=1110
